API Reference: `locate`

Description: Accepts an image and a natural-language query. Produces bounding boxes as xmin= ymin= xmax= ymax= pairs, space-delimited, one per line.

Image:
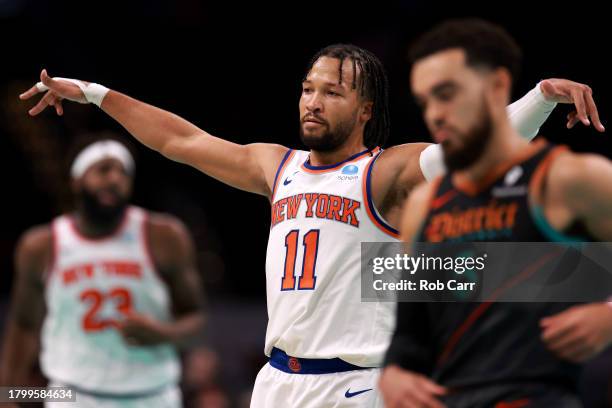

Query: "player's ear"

xmin=360 ymin=100 xmax=373 ymax=123
xmin=492 ymin=67 xmax=512 ymax=103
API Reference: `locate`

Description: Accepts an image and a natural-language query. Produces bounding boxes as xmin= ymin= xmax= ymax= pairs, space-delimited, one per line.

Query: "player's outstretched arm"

xmin=371 ymin=78 xmax=605 ymax=223
xmin=20 ymin=70 xmax=288 ymax=198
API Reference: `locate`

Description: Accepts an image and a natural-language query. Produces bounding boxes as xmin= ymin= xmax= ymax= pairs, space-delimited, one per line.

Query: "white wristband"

xmin=82 ymin=83 xmax=110 ymax=107
xmin=419 ymin=144 xmax=446 ymax=182
xmin=35 ymin=78 xmax=109 ymax=107
xmin=507 ymin=81 xmax=557 ymax=141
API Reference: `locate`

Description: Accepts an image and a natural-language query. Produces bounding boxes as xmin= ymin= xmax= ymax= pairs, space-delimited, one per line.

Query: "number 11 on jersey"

xmin=281 ymin=229 xmax=320 ymax=291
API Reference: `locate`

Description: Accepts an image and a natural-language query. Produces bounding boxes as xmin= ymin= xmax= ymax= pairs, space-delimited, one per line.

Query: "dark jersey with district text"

xmin=386 ymin=141 xmax=593 ymax=407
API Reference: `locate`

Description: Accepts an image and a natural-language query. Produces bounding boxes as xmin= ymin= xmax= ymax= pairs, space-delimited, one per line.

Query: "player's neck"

xmin=455 ymin=119 xmax=528 ymax=184
xmin=72 ymin=209 xmax=127 ymax=238
xmin=308 ymin=137 xmax=367 ymax=167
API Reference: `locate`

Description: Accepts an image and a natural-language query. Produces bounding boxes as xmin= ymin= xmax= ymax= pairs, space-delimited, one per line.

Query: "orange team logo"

xmin=288 ymin=357 xmax=302 ymax=373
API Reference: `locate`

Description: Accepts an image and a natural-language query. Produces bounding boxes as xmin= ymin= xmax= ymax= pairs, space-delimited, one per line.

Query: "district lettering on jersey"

xmin=425 ymin=200 xmax=519 ymax=242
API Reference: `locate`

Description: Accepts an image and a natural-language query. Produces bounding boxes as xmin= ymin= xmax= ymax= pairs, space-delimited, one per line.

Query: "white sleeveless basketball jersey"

xmin=41 ymin=206 xmax=180 ymax=394
xmin=265 ymin=147 xmax=399 ymax=367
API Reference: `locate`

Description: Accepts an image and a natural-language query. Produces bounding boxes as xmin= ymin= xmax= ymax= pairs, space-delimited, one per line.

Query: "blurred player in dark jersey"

xmin=380 ymin=19 xmax=612 ymax=408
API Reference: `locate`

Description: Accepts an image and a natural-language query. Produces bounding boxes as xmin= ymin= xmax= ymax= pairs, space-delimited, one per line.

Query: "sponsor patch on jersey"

xmin=341 ymin=165 xmax=359 ymax=175
xmin=337 ymin=165 xmax=359 ymax=181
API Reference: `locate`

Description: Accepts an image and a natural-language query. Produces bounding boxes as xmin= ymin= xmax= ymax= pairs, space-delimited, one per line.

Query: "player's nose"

xmin=305 ymin=92 xmax=324 ymax=113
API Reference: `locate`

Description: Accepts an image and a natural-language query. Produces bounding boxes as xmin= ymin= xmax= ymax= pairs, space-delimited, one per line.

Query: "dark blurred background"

xmin=0 ymin=1 xmax=610 ymax=407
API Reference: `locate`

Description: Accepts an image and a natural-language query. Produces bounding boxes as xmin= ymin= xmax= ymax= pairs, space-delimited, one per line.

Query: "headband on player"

xmin=71 ymin=140 xmax=134 ymax=179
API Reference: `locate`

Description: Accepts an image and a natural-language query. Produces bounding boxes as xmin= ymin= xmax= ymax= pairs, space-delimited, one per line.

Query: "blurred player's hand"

xmin=539 ymin=79 xmax=605 ymax=132
xmin=379 ymin=365 xmax=447 ymax=408
xmin=117 ymin=313 xmax=175 ymax=346
xmin=19 ymin=69 xmax=89 ymax=116
xmin=540 ymin=303 xmax=612 ymax=363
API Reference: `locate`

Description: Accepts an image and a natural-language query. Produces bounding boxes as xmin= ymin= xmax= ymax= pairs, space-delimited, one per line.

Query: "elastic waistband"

xmin=269 ymin=347 xmax=370 ymax=374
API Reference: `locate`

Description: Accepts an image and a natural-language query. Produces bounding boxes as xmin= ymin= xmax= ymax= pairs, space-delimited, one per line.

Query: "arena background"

xmin=0 ymin=1 xmax=610 ymax=407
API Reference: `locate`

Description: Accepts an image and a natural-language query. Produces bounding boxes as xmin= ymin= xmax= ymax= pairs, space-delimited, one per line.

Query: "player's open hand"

xmin=117 ymin=312 xmax=174 ymax=346
xmin=379 ymin=365 xmax=447 ymax=408
xmin=19 ymin=69 xmax=89 ymax=116
xmin=539 ymin=79 xmax=605 ymax=132
xmin=540 ymin=303 xmax=612 ymax=363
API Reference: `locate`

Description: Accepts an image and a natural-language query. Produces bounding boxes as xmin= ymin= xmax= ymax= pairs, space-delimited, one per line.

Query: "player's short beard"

xmin=78 ymin=186 xmax=128 ymax=226
xmin=300 ymin=111 xmax=357 ymax=152
xmin=443 ymin=101 xmax=493 ymax=172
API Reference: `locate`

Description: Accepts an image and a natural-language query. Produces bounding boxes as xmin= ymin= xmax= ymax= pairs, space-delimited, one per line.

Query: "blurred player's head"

xmin=409 ymin=19 xmax=522 ymax=171
xmin=71 ymin=140 xmax=134 ymax=224
xmin=300 ymin=44 xmax=390 ymax=152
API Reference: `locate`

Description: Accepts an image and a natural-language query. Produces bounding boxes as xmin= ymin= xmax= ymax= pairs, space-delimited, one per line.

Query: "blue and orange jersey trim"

xmin=362 ymin=150 xmax=400 ymax=239
xmin=300 ymin=147 xmax=380 ymax=174
xmin=271 ymin=149 xmax=296 ymax=202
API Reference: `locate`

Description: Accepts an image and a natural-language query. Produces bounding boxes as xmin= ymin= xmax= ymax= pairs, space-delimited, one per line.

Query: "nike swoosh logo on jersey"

xmin=345 ymin=388 xmax=373 ymax=398
xmin=283 ymin=177 xmax=293 ymax=185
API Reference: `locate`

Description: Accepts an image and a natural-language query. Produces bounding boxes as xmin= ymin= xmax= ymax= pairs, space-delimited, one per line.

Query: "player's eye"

xmin=437 ymin=89 xmax=455 ymax=101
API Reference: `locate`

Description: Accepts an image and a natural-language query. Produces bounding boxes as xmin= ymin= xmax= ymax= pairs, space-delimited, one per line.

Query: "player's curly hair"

xmin=409 ymin=18 xmax=523 ymax=85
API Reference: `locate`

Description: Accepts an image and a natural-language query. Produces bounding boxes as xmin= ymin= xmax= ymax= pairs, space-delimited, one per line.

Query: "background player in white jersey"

xmin=16 ymin=44 xmax=602 ymax=407
xmin=0 ymin=139 xmax=205 ymax=407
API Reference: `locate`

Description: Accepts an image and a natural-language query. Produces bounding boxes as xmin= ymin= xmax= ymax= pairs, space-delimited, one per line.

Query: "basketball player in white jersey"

xmin=17 ymin=44 xmax=602 ymax=407
xmin=0 ymin=139 xmax=205 ymax=407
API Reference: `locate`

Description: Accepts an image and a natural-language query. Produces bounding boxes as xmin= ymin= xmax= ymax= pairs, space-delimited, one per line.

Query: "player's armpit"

xmin=245 ymin=143 xmax=291 ymax=199
xmin=399 ymin=181 xmax=437 ymax=244
xmin=547 ymin=153 xmax=612 ymax=241
xmin=161 ymin=126 xmax=288 ymax=198
xmin=369 ymin=143 xmax=431 ymax=228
